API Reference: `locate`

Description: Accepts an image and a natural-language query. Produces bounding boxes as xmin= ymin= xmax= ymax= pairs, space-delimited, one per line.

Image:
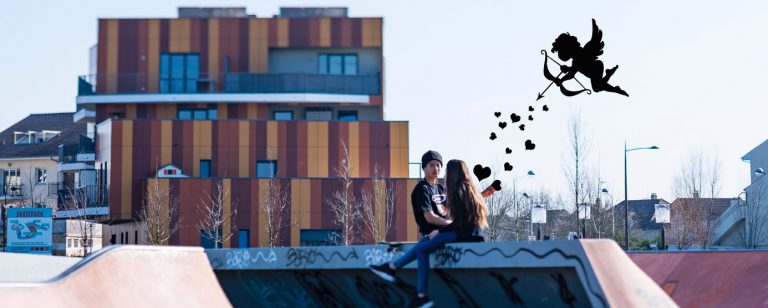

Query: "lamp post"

xmin=654 ymin=203 xmax=670 ymax=250
xmin=624 ymin=142 xmax=659 ymax=250
xmin=601 ymin=188 xmax=615 ymax=240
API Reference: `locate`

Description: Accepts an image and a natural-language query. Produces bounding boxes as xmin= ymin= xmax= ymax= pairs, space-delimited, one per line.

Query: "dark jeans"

xmin=392 ymin=231 xmax=458 ymax=294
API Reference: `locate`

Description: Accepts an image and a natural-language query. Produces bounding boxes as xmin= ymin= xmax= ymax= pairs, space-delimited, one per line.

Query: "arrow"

xmin=536 ymin=72 xmax=563 ymax=101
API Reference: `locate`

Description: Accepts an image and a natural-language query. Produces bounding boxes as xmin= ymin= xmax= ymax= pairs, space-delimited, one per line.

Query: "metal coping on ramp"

xmin=206 ymin=239 xmax=676 ymax=307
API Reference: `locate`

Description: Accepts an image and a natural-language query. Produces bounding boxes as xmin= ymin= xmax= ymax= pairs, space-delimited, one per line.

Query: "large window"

xmin=200 ymin=160 xmax=211 ymax=178
xmin=318 ymin=54 xmax=358 ymax=75
xmin=300 ymin=229 xmax=342 ymax=246
xmin=1 ymin=169 xmax=21 ymax=195
xmin=273 ymin=111 xmax=293 ymax=121
xmin=256 ymin=160 xmax=277 ymax=178
xmin=338 ymin=110 xmax=358 ymax=121
xmin=160 ymin=53 xmax=200 ymax=93
xmin=306 ymin=109 xmax=332 ymax=121
xmin=178 ymin=108 xmax=217 ymax=120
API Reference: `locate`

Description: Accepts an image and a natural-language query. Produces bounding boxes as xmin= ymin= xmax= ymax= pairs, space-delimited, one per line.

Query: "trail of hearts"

xmin=481 ymin=104 xmax=550 ymax=185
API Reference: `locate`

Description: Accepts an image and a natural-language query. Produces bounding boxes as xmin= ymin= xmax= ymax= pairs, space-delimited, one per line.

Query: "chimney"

xmin=693 ymin=190 xmax=700 ymax=199
xmin=651 ymin=193 xmax=657 ymax=200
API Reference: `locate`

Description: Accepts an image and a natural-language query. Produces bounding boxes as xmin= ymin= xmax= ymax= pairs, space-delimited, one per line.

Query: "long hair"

xmin=444 ymin=160 xmax=488 ymax=229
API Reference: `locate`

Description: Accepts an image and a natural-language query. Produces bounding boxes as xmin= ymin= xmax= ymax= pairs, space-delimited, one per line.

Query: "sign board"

xmin=531 ymin=205 xmax=547 ymax=224
xmin=6 ymin=208 xmax=53 ymax=255
xmin=654 ymin=203 xmax=670 ymax=224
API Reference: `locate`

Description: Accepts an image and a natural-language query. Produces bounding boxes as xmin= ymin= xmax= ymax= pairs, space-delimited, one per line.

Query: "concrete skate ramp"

xmin=0 ymin=246 xmax=231 ymax=307
xmin=207 ymin=239 xmax=675 ymax=307
xmin=629 ymin=250 xmax=768 ymax=307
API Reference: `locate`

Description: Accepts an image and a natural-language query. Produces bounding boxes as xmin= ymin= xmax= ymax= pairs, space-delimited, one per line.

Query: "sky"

xmin=1 ymin=0 xmax=767 ymax=207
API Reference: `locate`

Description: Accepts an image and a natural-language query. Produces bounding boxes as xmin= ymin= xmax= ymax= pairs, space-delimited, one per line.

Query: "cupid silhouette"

xmin=537 ymin=19 xmax=628 ymax=100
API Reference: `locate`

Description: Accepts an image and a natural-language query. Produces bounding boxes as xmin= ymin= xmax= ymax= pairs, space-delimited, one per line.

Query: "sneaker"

xmin=369 ymin=264 xmax=396 ymax=282
xmin=413 ymin=295 xmax=434 ymax=308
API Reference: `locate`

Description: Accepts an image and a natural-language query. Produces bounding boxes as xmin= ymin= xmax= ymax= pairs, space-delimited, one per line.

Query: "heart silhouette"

xmin=543 ymin=105 xmax=549 ymax=112
xmin=490 ymin=132 xmax=497 ymax=140
xmin=498 ymin=122 xmax=507 ymax=129
xmin=528 ymin=106 xmax=534 ymax=112
xmin=519 ymin=124 xmax=525 ymax=131
xmin=510 ymin=113 xmax=521 ymax=123
xmin=494 ymin=112 xmax=501 ymax=118
xmin=528 ymin=115 xmax=534 ymax=121
xmin=491 ymin=180 xmax=502 ymax=191
xmin=473 ymin=164 xmax=492 ymax=181
xmin=525 ymin=140 xmax=536 ymax=150
xmin=504 ymin=162 xmax=513 ymax=171
xmin=505 ymin=147 xmax=512 ymax=154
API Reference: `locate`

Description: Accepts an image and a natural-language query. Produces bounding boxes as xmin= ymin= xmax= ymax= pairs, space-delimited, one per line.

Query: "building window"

xmin=273 ymin=111 xmax=293 ymax=121
xmin=160 ymin=53 xmax=200 ymax=93
xmin=36 ymin=168 xmax=47 ymax=183
xmin=200 ymin=229 xmax=222 ymax=249
xmin=200 ymin=160 xmax=211 ymax=178
xmin=120 ymin=232 xmax=124 ymax=244
xmin=135 ymin=231 xmax=139 ymax=244
xmin=338 ymin=111 xmax=358 ymax=121
xmin=318 ymin=54 xmax=358 ymax=75
xmin=305 ymin=109 xmax=332 ymax=121
xmin=178 ymin=108 xmax=216 ymax=120
xmin=67 ymin=238 xmax=72 ymax=247
xmin=256 ymin=160 xmax=277 ymax=178
xmin=238 ymin=229 xmax=250 ymax=248
xmin=2 ymin=169 xmax=21 ymax=195
xmin=110 ymin=234 xmax=116 ymax=245
xmin=300 ymin=229 xmax=342 ymax=246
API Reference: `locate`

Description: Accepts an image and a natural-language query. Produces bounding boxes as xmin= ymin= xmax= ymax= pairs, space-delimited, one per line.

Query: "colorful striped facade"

xmin=81 ymin=10 xmax=417 ymax=247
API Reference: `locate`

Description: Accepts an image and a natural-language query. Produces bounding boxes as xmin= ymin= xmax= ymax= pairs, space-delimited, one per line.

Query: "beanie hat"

xmin=421 ymin=150 xmax=443 ymax=168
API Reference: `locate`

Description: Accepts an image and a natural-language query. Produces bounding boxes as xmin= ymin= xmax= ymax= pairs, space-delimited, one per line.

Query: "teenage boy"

xmin=370 ymin=151 xmax=494 ymax=307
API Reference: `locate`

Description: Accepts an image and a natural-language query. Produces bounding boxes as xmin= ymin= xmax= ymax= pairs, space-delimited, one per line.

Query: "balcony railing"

xmin=58 ymin=134 xmax=95 ymax=164
xmin=49 ymin=183 xmax=109 ymax=210
xmin=77 ymin=73 xmax=381 ymax=96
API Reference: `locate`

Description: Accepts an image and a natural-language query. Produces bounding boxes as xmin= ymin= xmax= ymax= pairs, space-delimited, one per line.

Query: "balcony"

xmin=49 ymin=183 xmax=109 ymax=216
xmin=58 ymin=135 xmax=95 ymax=171
xmin=76 ymin=73 xmax=380 ymax=105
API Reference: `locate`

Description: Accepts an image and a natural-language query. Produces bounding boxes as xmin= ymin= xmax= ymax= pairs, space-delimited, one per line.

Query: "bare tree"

xmin=21 ymin=165 xmax=49 ymax=208
xmin=198 ymin=181 xmax=238 ymax=249
xmin=485 ymin=187 xmax=515 ymax=241
xmin=739 ymin=183 xmax=768 ymax=248
xmin=360 ymin=166 xmax=397 ymax=243
xmin=563 ymin=111 xmax=592 ymax=237
xmin=261 ymin=179 xmax=291 ymax=247
xmin=669 ymin=152 xmax=721 ymax=249
xmin=64 ymin=187 xmax=101 ymax=257
xmin=327 ymin=141 xmax=361 ymax=245
xmin=137 ymin=178 xmax=180 ymax=246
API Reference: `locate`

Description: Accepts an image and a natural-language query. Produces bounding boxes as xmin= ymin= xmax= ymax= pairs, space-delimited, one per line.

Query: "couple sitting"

xmin=370 ymin=151 xmax=494 ymax=308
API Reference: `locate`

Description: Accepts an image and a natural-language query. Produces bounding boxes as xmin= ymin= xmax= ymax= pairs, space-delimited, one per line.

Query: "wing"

xmin=582 ymin=18 xmax=604 ymax=61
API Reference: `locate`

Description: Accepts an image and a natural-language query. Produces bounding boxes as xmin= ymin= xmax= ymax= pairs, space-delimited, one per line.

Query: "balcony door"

xmin=160 ymin=53 xmax=200 ymax=93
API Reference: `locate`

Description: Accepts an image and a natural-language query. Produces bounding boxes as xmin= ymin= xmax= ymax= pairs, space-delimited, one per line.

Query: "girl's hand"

xmin=427 ymin=229 xmax=440 ymax=239
xmin=481 ymin=185 xmax=495 ymax=198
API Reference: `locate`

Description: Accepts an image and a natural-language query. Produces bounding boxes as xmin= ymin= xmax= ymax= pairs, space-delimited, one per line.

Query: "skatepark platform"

xmin=206 ymin=239 xmax=676 ymax=307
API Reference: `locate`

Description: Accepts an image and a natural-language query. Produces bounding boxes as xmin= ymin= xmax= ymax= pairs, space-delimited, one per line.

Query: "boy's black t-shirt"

xmin=411 ymin=179 xmax=447 ymax=235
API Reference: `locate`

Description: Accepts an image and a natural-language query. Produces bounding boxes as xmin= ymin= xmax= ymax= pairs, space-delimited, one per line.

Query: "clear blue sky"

xmin=1 ymin=0 xmax=766 ymax=205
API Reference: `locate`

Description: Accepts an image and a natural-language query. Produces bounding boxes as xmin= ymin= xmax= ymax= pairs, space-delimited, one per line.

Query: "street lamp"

xmin=624 ymin=142 xmax=659 ymax=250
xmin=601 ymin=188 xmax=615 ymax=240
xmin=755 ymin=168 xmax=766 ymax=176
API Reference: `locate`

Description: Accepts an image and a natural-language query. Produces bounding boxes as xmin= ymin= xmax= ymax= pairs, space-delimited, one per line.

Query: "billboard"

xmin=6 ymin=208 xmax=52 ymax=255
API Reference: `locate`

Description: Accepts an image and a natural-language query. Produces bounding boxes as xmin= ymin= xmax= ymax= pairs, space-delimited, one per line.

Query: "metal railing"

xmin=77 ymin=72 xmax=381 ymax=96
xmin=48 ymin=183 xmax=109 ymax=210
xmin=58 ymin=134 xmax=95 ymax=164
xmin=1 ymin=184 xmax=23 ymax=197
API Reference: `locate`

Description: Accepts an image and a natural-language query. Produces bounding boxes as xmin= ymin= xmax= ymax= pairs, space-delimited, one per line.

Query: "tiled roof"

xmin=0 ymin=113 xmax=85 ymax=159
xmin=612 ymin=198 xmax=670 ymax=230
xmin=670 ymin=198 xmax=734 ymax=220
